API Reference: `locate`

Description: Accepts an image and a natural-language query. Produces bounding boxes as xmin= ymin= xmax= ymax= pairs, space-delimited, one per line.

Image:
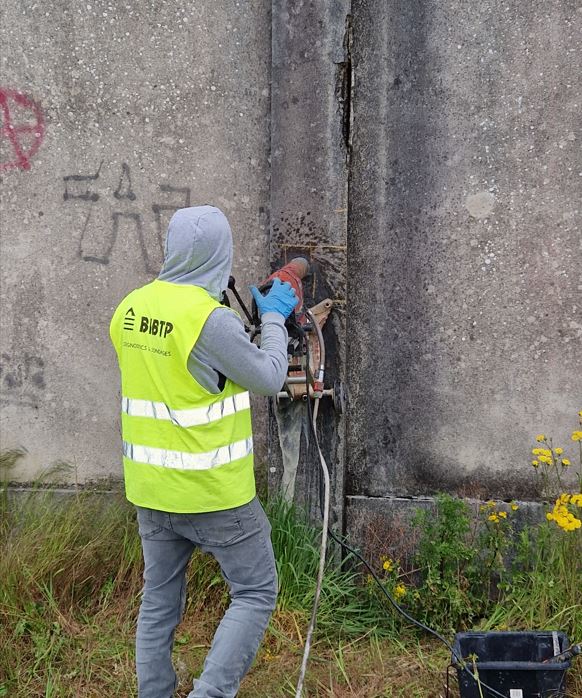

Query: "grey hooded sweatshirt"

xmin=158 ymin=205 xmax=288 ymax=395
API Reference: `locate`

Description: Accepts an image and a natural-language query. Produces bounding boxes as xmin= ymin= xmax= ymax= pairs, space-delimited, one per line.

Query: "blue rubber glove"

xmin=250 ymin=277 xmax=298 ymax=319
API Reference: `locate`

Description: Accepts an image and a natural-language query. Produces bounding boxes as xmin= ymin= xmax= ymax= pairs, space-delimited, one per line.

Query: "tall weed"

xmin=402 ymin=493 xmax=582 ymax=639
xmin=481 ymin=523 xmax=582 ymax=637
xmin=267 ymin=496 xmax=397 ymax=637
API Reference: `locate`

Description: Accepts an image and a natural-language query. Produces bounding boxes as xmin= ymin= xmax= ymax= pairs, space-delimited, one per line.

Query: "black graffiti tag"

xmin=63 ymin=162 xmax=191 ymax=273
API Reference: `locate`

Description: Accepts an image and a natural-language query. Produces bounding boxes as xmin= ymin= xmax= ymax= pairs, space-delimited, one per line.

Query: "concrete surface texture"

xmin=0 ymin=0 xmax=271 ymax=482
xmin=347 ymin=0 xmax=582 ymax=505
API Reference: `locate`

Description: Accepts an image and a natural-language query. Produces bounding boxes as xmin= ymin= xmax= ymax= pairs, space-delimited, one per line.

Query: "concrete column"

xmin=346 ymin=0 xmax=581 ymax=537
xmin=269 ymin=1 xmax=351 ymax=527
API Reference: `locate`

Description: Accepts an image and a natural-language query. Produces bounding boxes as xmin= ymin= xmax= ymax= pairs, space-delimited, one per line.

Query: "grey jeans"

xmin=135 ymin=496 xmax=278 ymax=698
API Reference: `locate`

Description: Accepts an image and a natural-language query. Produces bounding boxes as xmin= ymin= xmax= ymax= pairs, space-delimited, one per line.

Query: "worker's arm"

xmin=189 ymin=278 xmax=297 ymax=395
xmin=188 ymin=308 xmax=289 ymax=396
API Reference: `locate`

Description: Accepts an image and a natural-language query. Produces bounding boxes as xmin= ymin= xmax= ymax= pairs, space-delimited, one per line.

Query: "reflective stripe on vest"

xmin=121 ymin=391 xmax=250 ymax=428
xmin=123 ymin=436 xmax=254 ymax=471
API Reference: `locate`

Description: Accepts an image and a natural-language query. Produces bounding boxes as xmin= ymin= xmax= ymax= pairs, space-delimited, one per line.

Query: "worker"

xmin=109 ymin=205 xmax=297 ymax=698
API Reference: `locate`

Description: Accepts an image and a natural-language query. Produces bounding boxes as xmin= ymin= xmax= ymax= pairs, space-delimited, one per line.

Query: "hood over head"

xmin=158 ymin=205 xmax=233 ymax=300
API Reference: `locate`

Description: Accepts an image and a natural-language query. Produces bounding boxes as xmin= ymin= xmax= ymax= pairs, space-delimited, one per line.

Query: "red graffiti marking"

xmin=0 ymin=88 xmax=45 ymax=171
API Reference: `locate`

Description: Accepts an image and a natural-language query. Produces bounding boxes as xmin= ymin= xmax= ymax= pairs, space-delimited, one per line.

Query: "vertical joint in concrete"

xmin=269 ymin=1 xmax=350 ymax=528
xmin=336 ymin=13 xmax=353 ymax=162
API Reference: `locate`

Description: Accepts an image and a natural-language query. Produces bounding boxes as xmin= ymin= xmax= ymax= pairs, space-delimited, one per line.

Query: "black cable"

xmin=326 ymin=526 xmax=455 ymax=651
xmin=325 ymin=474 xmax=508 ymax=698
xmin=299 ymin=335 xmax=455 ymax=650
xmin=256 ymin=309 xmax=570 ymax=694
xmin=296 ymin=318 xmax=509 ymax=698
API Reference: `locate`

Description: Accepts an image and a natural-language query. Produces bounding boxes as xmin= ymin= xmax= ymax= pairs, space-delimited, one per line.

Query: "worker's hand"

xmin=250 ymin=277 xmax=298 ymax=319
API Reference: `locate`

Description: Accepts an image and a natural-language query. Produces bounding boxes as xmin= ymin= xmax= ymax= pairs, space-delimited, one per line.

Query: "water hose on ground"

xmin=291 ymin=312 xmax=511 ymax=698
xmin=294 ymin=395 xmax=330 ymax=698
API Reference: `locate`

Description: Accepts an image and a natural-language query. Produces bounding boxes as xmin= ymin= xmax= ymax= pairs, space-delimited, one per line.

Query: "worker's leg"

xmin=184 ymin=496 xmax=278 ymax=698
xmin=136 ymin=507 xmax=195 ymax=698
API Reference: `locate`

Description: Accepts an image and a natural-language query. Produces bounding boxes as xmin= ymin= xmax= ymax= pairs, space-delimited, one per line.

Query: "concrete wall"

xmin=266 ymin=2 xmax=580 ymax=545
xmin=0 ymin=0 xmax=271 ymax=482
xmin=346 ymin=0 xmax=581 ymax=523
xmin=2 ymin=0 xmax=580 ymax=535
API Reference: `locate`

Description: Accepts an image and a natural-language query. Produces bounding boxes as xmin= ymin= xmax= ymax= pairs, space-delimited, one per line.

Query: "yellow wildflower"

xmin=531 ymin=460 xmax=540 ymax=468
xmin=562 ymin=459 xmax=571 ymax=467
xmin=382 ymin=558 xmax=394 ymax=572
xmin=499 ymin=511 xmax=507 ymax=519
xmin=532 ymin=447 xmax=552 ymax=457
xmin=511 ymin=502 xmax=519 ymax=511
xmin=488 ymin=514 xmax=499 ymax=523
xmin=535 ymin=434 xmax=546 ymax=442
xmin=571 ymin=494 xmax=582 ymax=507
xmin=546 ymin=496 xmax=582 ymax=532
xmin=572 ymin=431 xmax=582 ymax=442
xmin=486 ymin=500 xmax=496 ymax=508
xmin=538 ymin=455 xmax=552 ymax=464
xmin=394 ymin=583 xmax=407 ymax=600
xmin=555 ymin=447 xmax=563 ymax=455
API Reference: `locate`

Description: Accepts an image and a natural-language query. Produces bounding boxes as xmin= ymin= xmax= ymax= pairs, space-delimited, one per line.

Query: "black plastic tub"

xmin=452 ymin=631 xmax=571 ymax=698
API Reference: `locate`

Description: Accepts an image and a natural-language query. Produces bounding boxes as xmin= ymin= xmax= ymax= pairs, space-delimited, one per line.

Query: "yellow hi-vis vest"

xmin=109 ymin=279 xmax=255 ymax=513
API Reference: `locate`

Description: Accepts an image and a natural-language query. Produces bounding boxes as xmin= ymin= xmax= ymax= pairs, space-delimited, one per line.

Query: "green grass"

xmin=478 ymin=523 xmax=582 ymax=637
xmin=406 ymin=493 xmax=582 ymax=641
xmin=267 ymin=497 xmax=398 ymax=637
xmin=1 ymin=459 xmax=580 ymax=697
